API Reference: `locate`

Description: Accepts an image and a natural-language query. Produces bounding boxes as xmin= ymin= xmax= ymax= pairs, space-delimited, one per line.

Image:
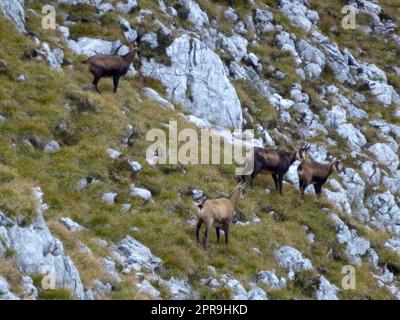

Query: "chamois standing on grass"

xmin=82 ymin=45 xmax=140 ymax=94
xmin=297 ymin=150 xmax=345 ymax=199
xmin=242 ymin=145 xmax=308 ymax=195
xmin=194 ymin=183 xmax=246 ymax=251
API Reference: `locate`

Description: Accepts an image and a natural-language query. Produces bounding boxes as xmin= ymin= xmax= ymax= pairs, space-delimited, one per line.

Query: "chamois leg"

xmin=113 ymin=75 xmax=120 ymax=93
xmin=278 ymin=173 xmax=284 ymax=195
xmin=299 ymin=180 xmax=305 ymax=199
xmin=216 ymin=227 xmax=220 ymax=244
xmin=314 ymin=183 xmax=322 ymax=197
xmin=240 ymin=175 xmax=248 ymax=186
xmin=272 ymin=174 xmax=279 ymax=191
xmin=92 ymin=75 xmax=101 ymax=94
xmin=196 ymin=220 xmax=202 ymax=245
xmin=203 ymin=221 xmax=212 ymax=251
xmin=223 ymin=223 xmax=230 ymax=246
xmin=249 ymin=168 xmax=260 ymax=187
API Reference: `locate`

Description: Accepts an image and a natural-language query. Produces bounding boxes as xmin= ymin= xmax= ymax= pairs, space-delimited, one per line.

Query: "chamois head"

xmin=297 ymin=143 xmax=311 ymax=162
xmin=238 ymin=182 xmax=248 ymax=199
xmin=228 ymin=182 xmax=247 ymax=201
xmin=123 ymin=43 xmax=141 ymax=64
xmin=333 ymin=159 xmax=345 ymax=173
xmin=326 ymin=153 xmax=345 ymax=173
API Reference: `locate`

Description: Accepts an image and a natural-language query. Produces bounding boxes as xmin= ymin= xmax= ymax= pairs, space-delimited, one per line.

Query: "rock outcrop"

xmin=0 ymin=0 xmax=26 ymax=34
xmin=0 ymin=188 xmax=85 ymax=299
xmin=142 ymin=35 xmax=243 ymax=129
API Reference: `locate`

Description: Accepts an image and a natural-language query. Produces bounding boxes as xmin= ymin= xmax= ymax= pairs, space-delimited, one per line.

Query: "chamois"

xmin=297 ymin=154 xmax=345 ymax=199
xmin=82 ymin=45 xmax=140 ymax=94
xmin=243 ymin=145 xmax=307 ymax=195
xmin=194 ymin=184 xmax=245 ymax=250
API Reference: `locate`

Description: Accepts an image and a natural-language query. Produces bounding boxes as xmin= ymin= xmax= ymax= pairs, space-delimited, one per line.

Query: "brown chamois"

xmin=82 ymin=45 xmax=140 ymax=94
xmin=297 ymin=154 xmax=345 ymax=199
xmin=242 ymin=145 xmax=307 ymax=195
xmin=194 ymin=183 xmax=246 ymax=250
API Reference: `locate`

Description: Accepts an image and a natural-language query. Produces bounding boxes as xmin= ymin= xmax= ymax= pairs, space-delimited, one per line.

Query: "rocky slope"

xmin=0 ymin=0 xmax=399 ymax=299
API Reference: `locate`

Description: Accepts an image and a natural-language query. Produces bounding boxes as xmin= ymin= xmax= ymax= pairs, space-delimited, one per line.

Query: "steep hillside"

xmin=0 ymin=0 xmax=399 ymax=300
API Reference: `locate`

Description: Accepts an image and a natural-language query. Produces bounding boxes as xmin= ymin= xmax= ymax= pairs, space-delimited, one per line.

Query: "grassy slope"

xmin=0 ymin=0 xmax=399 ymax=299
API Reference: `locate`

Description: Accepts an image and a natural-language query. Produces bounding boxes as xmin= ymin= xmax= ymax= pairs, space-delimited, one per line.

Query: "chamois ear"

xmin=298 ymin=143 xmax=310 ymax=161
xmin=301 ymin=142 xmax=311 ymax=151
xmin=114 ymin=43 xmax=123 ymax=54
xmin=237 ymin=183 xmax=247 ymax=198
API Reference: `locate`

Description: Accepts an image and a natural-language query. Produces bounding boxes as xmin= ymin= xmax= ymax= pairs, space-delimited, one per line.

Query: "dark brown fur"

xmin=82 ymin=48 xmax=140 ymax=93
xmin=297 ymin=159 xmax=344 ymax=198
xmin=245 ymin=146 xmax=306 ymax=194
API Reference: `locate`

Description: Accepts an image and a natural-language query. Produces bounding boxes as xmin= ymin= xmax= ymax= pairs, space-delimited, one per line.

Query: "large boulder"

xmin=179 ymin=0 xmax=209 ymax=30
xmin=367 ymin=192 xmax=400 ymax=235
xmin=311 ymin=31 xmax=351 ymax=83
xmin=275 ymin=246 xmax=313 ymax=277
xmin=257 ymin=270 xmax=287 ymax=289
xmin=0 ymin=0 xmax=26 ymax=34
xmin=369 ymin=120 xmax=400 ymax=140
xmin=0 ymin=277 xmax=19 ymax=300
xmin=368 ymin=81 xmax=396 ymax=106
xmin=383 ymin=171 xmax=400 ymax=194
xmin=219 ymin=34 xmax=248 ymax=63
xmin=316 ymin=276 xmax=339 ymax=300
xmin=254 ymin=8 xmax=275 ymax=34
xmin=116 ymin=0 xmax=138 ymax=14
xmin=1 ymin=188 xmax=85 ymax=299
xmin=297 ymin=40 xmax=325 ymax=79
xmin=323 ymin=180 xmax=352 ymax=216
xmin=142 ymin=35 xmax=243 ymax=128
xmin=68 ymin=37 xmax=126 ymax=56
xmin=361 ymin=161 xmax=381 ymax=186
xmin=368 ymin=143 xmax=399 ymax=173
xmin=279 ymin=0 xmax=319 ymax=32
xmin=330 ymin=214 xmax=370 ymax=266
xmin=325 ymin=106 xmax=366 ymax=151
xmin=340 ymin=169 xmax=369 ymax=222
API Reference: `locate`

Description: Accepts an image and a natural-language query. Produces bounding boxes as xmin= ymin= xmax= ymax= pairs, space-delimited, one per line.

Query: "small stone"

xmin=43 ymin=140 xmax=60 ymax=153
xmin=92 ymin=238 xmax=108 ymax=247
xmin=137 ymin=280 xmax=160 ymax=297
xmin=106 ymin=148 xmax=122 ymax=159
xmin=78 ymin=242 xmax=92 ymax=254
xmin=121 ymin=203 xmax=132 ymax=212
xmin=17 ymin=74 xmax=26 ymax=82
xmin=102 ymin=192 xmax=117 ymax=204
xmin=60 ymin=217 xmax=85 ymax=232
xmin=141 ymin=32 xmax=158 ymax=49
xmin=130 ymin=186 xmax=152 ymax=201
xmin=76 ymin=178 xmax=88 ymax=191
xmin=208 ymin=266 xmax=217 ymax=275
